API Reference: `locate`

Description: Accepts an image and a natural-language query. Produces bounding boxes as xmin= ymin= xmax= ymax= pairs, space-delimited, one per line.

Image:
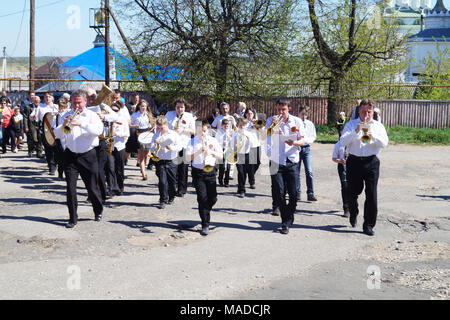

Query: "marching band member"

xmin=52 ymin=98 xmax=70 ymax=180
xmin=186 ymin=120 xmax=223 ymax=236
xmin=130 ymin=99 xmax=155 ymax=180
xmin=265 ymin=98 xmax=305 ymax=235
xmin=332 ymin=140 xmax=350 ymax=218
xmin=86 ymin=88 xmax=118 ymax=201
xmin=215 ymin=119 xmax=232 ymax=187
xmin=244 ymin=107 xmax=262 ymax=188
xmin=165 ymin=98 xmax=195 ymax=197
xmin=53 ymin=90 xmax=104 ymax=228
xmin=34 ymin=92 xmax=59 ymax=175
xmin=110 ymin=102 xmax=130 ymax=196
xmin=149 ymin=116 xmax=181 ymax=209
xmin=339 ymin=99 xmax=389 ymax=236
xmin=231 ymin=118 xmax=254 ymax=198
xmin=297 ymin=105 xmax=317 ymax=202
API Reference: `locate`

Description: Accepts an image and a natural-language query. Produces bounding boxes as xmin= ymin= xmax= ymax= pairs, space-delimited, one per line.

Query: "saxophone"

xmin=106 ymin=122 xmax=115 ymax=155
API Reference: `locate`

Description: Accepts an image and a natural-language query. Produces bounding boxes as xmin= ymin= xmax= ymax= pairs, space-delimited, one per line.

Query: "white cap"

xmin=374 ymin=107 xmax=380 ymax=113
xmin=339 ymin=111 xmax=345 ymax=115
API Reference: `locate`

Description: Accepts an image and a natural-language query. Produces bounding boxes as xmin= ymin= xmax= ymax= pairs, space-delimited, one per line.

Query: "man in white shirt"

xmin=339 ymin=99 xmax=389 ymax=236
xmin=54 ymin=89 xmax=104 ymax=228
xmin=265 ymin=98 xmax=305 ymax=234
xmin=110 ymin=102 xmax=130 ymax=195
xmin=165 ymin=98 xmax=195 ymax=197
xmin=150 ymin=116 xmax=182 ymax=209
xmin=297 ymin=106 xmax=317 ymax=202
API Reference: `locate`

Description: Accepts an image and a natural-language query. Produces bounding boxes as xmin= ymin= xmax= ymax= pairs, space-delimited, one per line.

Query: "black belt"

xmin=65 ymin=148 xmax=94 ymax=157
xmin=348 ymin=154 xmax=376 ymax=161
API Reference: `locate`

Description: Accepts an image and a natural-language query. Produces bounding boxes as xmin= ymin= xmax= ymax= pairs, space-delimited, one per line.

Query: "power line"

xmin=10 ymin=0 xmax=27 ymax=57
xmin=0 ymin=0 xmax=67 ymax=18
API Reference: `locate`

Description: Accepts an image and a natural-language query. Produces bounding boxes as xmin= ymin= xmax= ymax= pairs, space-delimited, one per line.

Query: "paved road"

xmin=0 ymin=143 xmax=449 ymax=300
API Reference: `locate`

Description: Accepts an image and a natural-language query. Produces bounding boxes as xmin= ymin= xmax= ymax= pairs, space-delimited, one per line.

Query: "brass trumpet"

xmin=149 ymin=136 xmax=164 ymax=162
xmin=254 ymin=118 xmax=266 ymax=129
xmin=203 ymin=138 xmax=215 ymax=173
xmin=62 ymin=108 xmax=81 ymax=134
xmin=266 ymin=114 xmax=282 ymax=135
xmin=360 ymin=117 xmax=371 ymax=144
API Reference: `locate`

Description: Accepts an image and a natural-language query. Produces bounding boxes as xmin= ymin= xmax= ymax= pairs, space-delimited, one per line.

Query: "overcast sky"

xmin=1 ymin=0 xmax=449 ymax=58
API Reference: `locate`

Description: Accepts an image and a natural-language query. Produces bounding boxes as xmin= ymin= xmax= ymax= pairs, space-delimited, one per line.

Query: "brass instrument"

xmin=93 ymin=84 xmax=114 ymax=106
xmin=203 ymin=138 xmax=215 ymax=173
xmin=149 ymin=135 xmax=164 ymax=162
xmin=266 ymin=114 xmax=282 ymax=135
xmin=106 ymin=122 xmax=115 ymax=156
xmin=175 ymin=113 xmax=183 ymax=130
xmin=360 ymin=117 xmax=371 ymax=144
xmin=62 ymin=108 xmax=81 ymax=134
xmin=225 ymin=130 xmax=246 ymax=164
xmin=254 ymin=118 xmax=266 ymax=129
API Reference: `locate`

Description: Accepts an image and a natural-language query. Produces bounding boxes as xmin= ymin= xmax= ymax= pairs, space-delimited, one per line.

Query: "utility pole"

xmin=104 ymin=0 xmax=110 ymax=86
xmin=2 ymin=47 xmax=6 ymax=91
xmin=30 ymin=0 xmax=35 ymax=92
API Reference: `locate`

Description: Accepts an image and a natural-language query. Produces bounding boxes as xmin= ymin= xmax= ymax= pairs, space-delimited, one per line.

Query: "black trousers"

xmin=236 ymin=153 xmax=255 ymax=194
xmin=54 ymin=140 xmax=65 ymax=177
xmin=26 ymin=123 xmax=43 ymax=154
xmin=155 ymin=159 xmax=177 ymax=203
xmin=2 ymin=125 xmax=16 ymax=153
xmin=63 ymin=148 xmax=103 ymax=224
xmin=249 ymin=146 xmax=261 ymax=180
xmin=95 ymin=140 xmax=108 ymax=201
xmin=177 ymin=149 xmax=189 ymax=194
xmin=192 ymin=167 xmax=218 ymax=227
xmin=337 ymin=163 xmax=349 ymax=212
xmin=218 ymin=160 xmax=230 ymax=185
xmin=346 ymin=155 xmax=380 ymax=229
xmin=111 ymin=147 xmax=126 ymax=192
xmin=271 ymin=160 xmax=298 ymax=227
xmin=42 ymin=133 xmax=56 ymax=173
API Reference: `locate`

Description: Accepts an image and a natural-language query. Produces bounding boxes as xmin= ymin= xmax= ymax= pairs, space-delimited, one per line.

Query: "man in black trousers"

xmin=339 ymin=99 xmax=389 ymax=236
xmin=54 ymin=90 xmax=104 ymax=228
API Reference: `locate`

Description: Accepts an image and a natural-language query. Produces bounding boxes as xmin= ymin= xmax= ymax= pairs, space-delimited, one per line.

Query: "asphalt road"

xmin=0 ymin=142 xmax=449 ymax=300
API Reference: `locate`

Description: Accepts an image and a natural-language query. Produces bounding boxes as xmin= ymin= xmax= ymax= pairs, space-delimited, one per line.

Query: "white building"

xmin=406 ymin=0 xmax=450 ymax=82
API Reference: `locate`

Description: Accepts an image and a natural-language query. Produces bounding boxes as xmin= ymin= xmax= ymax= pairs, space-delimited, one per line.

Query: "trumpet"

xmin=266 ymin=114 xmax=282 ymax=135
xmin=360 ymin=117 xmax=371 ymax=144
xmin=203 ymin=138 xmax=215 ymax=173
xmin=62 ymin=108 xmax=81 ymax=134
xmin=149 ymin=136 xmax=164 ymax=162
xmin=253 ymin=118 xmax=266 ymax=129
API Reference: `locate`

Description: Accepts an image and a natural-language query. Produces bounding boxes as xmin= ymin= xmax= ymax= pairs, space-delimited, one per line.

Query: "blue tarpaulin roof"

xmin=59 ymin=45 xmax=181 ymax=81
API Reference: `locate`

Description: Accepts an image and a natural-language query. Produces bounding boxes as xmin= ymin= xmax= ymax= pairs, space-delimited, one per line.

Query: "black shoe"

xmin=250 ymin=184 xmax=256 ymax=189
xmin=272 ymin=207 xmax=280 ymax=216
xmin=363 ymin=226 xmax=375 ymax=236
xmin=176 ymin=191 xmax=184 ymax=197
xmin=343 ymin=210 xmax=350 ymax=218
xmin=350 ymin=215 xmax=357 ymax=228
xmin=36 ymin=153 xmax=43 ymax=158
xmin=280 ymin=226 xmax=289 ymax=234
xmin=307 ymin=194 xmax=317 ymax=201
xmin=95 ymin=214 xmax=102 ymax=222
xmin=200 ymin=226 xmax=209 ymax=236
xmin=105 ymin=192 xmax=114 ymax=199
xmin=238 ymin=192 xmax=245 ymax=198
xmin=49 ymin=170 xmax=56 ymax=176
xmin=296 ymin=195 xmax=301 ymax=202
xmin=224 ymin=184 xmax=229 ymax=188
xmin=218 ymin=181 xmax=224 ymax=186
xmin=158 ymin=202 xmax=166 ymax=209
xmin=168 ymin=198 xmax=174 ymax=205
xmin=65 ymin=222 xmax=77 ymax=228
xmin=114 ymin=190 xmax=123 ymax=196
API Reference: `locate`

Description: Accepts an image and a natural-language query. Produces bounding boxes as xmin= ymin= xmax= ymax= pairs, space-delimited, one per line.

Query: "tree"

xmin=118 ymin=0 xmax=297 ymax=102
xmin=305 ymin=0 xmax=407 ymax=124
xmin=414 ymin=40 xmax=450 ymax=100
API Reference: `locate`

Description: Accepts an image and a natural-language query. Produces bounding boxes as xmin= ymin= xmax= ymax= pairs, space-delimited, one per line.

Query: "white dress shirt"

xmin=339 ymin=118 xmax=389 ymax=157
xmin=264 ymin=114 xmax=305 ymax=165
xmin=54 ymin=108 xmax=104 ymax=153
xmin=301 ymin=118 xmax=317 ymax=146
xmin=211 ymin=114 xmax=236 ymax=135
xmin=150 ymin=129 xmax=181 ymax=160
xmin=130 ymin=111 xmax=152 ymax=129
xmin=215 ymin=129 xmax=232 ymax=150
xmin=332 ymin=141 xmax=346 ymax=160
xmin=231 ymin=130 xmax=252 ymax=154
xmin=245 ymin=122 xmax=261 ymax=148
xmin=35 ymin=103 xmax=59 ymax=122
xmin=187 ymin=135 xmax=223 ymax=170
xmin=113 ymin=113 xmax=130 ymax=151
xmin=165 ymin=110 xmax=196 ymax=149
xmin=52 ymin=108 xmax=69 ymax=150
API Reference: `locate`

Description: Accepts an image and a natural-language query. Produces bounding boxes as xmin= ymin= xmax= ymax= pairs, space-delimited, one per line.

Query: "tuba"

xmin=62 ymin=108 xmax=81 ymax=134
xmin=93 ymin=84 xmax=114 ymax=106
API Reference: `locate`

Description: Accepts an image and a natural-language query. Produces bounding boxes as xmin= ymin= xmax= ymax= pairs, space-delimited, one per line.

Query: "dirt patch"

xmin=16 ymin=236 xmax=64 ymax=249
xmin=397 ymin=268 xmax=450 ymax=300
